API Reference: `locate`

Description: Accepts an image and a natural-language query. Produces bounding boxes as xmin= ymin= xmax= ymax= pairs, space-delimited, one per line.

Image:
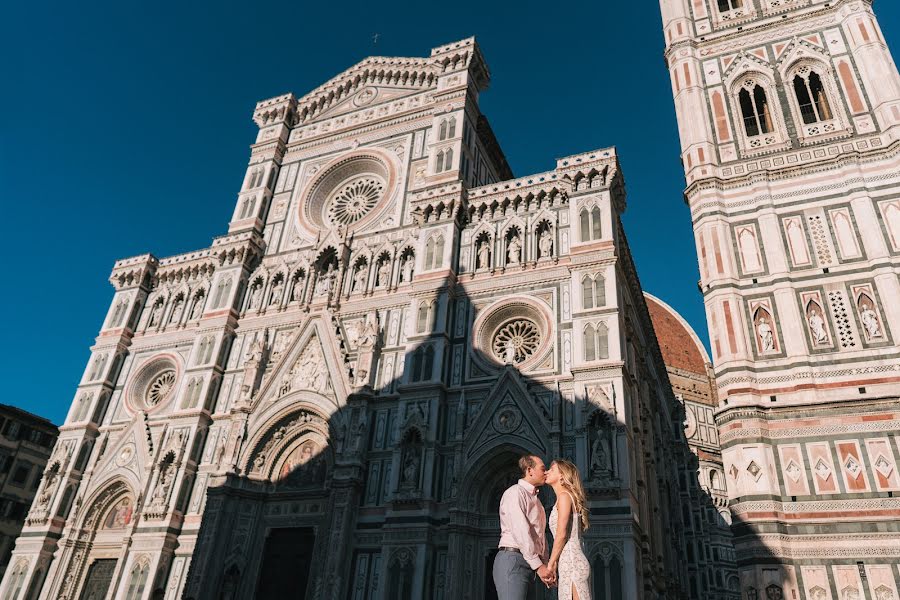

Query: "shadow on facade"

xmin=179 ymin=266 xmax=739 ymax=600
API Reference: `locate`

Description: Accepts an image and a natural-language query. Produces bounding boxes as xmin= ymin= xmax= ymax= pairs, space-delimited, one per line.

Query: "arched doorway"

xmin=454 ymin=446 xmax=553 ymax=600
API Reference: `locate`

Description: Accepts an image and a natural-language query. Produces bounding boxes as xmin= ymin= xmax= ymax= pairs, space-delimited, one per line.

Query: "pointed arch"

xmin=584 ymin=324 xmax=597 ymax=361
xmin=582 ymin=276 xmax=594 ymax=310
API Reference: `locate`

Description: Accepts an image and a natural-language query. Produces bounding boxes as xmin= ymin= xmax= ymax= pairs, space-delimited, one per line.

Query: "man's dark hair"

xmin=518 ymin=454 xmax=540 ymax=477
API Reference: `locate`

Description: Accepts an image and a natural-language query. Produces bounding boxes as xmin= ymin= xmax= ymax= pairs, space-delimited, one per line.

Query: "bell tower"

xmin=661 ymin=0 xmax=900 ymax=598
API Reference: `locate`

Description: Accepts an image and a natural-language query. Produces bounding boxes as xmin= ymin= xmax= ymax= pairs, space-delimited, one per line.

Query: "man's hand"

xmin=536 ymin=564 xmax=555 ymax=588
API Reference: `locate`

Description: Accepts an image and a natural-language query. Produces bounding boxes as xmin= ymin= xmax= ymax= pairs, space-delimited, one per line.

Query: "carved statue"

xmin=503 ymin=339 xmax=517 ymax=364
xmin=190 ymin=296 xmax=204 ymax=320
xmin=169 ymin=297 xmax=184 ymax=325
xmin=377 ymin=260 xmax=390 ymax=287
xmin=152 ymin=465 xmax=173 ymax=505
xmin=355 ymin=314 xmax=380 ymax=386
xmin=807 ymin=307 xmax=828 ymax=345
xmin=401 ymin=256 xmax=414 ymax=282
xmin=757 ymin=317 xmax=775 ymax=352
xmin=538 ymin=229 xmax=553 ymax=259
xmin=249 ymin=284 xmax=262 ymax=309
xmin=315 ymin=264 xmax=336 ymax=297
xmin=269 ymin=278 xmax=283 ymax=306
xmin=401 ymin=451 xmax=420 ymax=488
xmin=590 ymin=428 xmax=612 ymax=476
xmin=353 ymin=265 xmax=367 ymax=292
xmin=290 ymin=275 xmax=304 ymax=302
xmin=861 ymin=304 xmax=882 ymax=339
xmin=477 ymin=239 xmax=491 ymax=270
xmin=507 ymin=235 xmax=521 ymax=265
xmin=148 ymin=302 xmax=162 ymax=327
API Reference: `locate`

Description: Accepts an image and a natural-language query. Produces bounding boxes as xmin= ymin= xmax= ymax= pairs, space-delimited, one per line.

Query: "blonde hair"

xmin=551 ymin=459 xmax=590 ymax=531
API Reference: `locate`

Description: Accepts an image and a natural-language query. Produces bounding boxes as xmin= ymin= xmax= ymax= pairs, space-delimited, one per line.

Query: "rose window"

xmin=325 ymin=176 xmax=385 ymax=226
xmin=491 ymin=319 xmax=541 ymax=364
xmin=146 ymin=370 xmax=176 ymax=406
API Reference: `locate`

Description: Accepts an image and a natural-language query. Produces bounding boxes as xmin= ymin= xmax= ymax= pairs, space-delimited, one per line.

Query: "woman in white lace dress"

xmin=546 ymin=459 xmax=592 ymax=600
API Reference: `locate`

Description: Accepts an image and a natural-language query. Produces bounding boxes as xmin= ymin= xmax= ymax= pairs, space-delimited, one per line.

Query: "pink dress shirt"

xmin=498 ymin=479 xmax=548 ymax=570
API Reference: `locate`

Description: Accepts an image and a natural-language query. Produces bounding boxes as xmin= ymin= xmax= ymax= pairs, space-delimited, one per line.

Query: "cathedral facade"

xmin=1 ymin=39 xmax=732 ymax=600
xmin=660 ymin=0 xmax=900 ymax=598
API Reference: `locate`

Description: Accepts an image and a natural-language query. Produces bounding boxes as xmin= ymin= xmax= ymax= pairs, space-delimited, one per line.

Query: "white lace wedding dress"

xmin=549 ymin=492 xmax=592 ymax=600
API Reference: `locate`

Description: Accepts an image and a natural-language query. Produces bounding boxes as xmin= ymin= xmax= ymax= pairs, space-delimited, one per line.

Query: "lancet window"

xmin=738 ymin=82 xmax=774 ymax=137
xmin=580 ymin=206 xmax=602 ymax=242
xmin=793 ymin=69 xmax=832 ymax=124
xmin=424 ymin=235 xmax=444 ymax=270
xmin=582 ymin=274 xmax=606 ymax=309
xmin=124 ymin=560 xmax=150 ymax=600
xmin=410 ymin=345 xmax=434 ymax=382
xmin=717 ymin=0 xmax=742 ymax=11
xmin=583 ymin=322 xmax=610 ymax=362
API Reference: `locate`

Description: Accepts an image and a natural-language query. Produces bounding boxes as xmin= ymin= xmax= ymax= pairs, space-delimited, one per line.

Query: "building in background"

xmin=0 ymin=405 xmax=58 ymax=579
xmin=646 ymin=292 xmax=738 ymax=599
xmin=0 ymin=38 xmax=733 ymax=600
xmin=660 ymin=0 xmax=900 ymax=596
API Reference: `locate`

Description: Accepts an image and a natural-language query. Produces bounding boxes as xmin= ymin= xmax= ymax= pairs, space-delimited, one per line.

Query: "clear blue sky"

xmin=2 ymin=1 xmax=898 ymax=425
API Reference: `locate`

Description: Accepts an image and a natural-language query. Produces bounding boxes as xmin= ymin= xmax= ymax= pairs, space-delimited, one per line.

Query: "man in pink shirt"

xmin=493 ymin=454 xmax=554 ymax=599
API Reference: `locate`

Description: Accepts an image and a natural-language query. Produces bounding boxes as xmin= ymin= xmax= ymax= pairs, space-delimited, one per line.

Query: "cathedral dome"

xmin=644 ymin=293 xmax=710 ymax=375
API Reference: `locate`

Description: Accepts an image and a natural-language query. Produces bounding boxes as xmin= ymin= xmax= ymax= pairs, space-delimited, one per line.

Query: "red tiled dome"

xmin=644 ymin=293 xmax=709 ymax=375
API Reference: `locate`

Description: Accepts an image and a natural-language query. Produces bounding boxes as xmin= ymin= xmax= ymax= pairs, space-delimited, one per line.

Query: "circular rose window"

xmin=146 ymin=370 xmax=176 ymax=406
xmin=299 ymin=151 xmax=397 ymax=233
xmin=126 ymin=356 xmax=180 ymax=412
xmin=472 ymin=297 xmax=554 ymax=372
xmin=325 ymin=175 xmax=386 ymax=226
xmin=492 ymin=319 xmax=541 ymax=364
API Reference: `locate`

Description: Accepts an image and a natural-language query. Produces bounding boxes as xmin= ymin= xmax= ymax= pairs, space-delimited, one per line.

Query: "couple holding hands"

xmin=493 ymin=455 xmax=591 ymax=600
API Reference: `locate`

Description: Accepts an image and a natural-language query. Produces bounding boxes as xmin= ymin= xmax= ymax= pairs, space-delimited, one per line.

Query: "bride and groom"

xmin=493 ymin=455 xmax=591 ymax=600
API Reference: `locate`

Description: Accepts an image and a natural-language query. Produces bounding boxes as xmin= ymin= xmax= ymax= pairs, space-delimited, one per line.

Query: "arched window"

xmin=435 ymin=151 xmax=445 ymax=173
xmin=447 ymin=117 xmax=456 ymax=138
xmin=443 ymin=148 xmax=454 ymax=172
xmin=582 ymin=277 xmax=594 ymax=309
xmin=594 ymin=275 xmax=606 ymax=307
xmin=410 ymin=348 xmax=423 ymax=382
xmin=6 ymin=562 xmax=27 ymax=600
xmin=438 ymin=120 xmax=448 ymax=141
xmin=425 ymin=238 xmax=435 ymax=270
xmin=124 ymin=561 xmax=149 ymax=600
xmin=580 ymin=209 xmax=591 ymax=241
xmin=597 ymin=322 xmax=609 ymax=359
xmin=433 ymin=236 xmax=444 ymax=269
xmin=591 ymin=207 xmax=602 ymax=239
xmin=793 ymin=70 xmax=832 ymax=124
xmin=203 ymin=337 xmax=215 ymax=363
xmin=717 ymin=0 xmax=741 ymax=11
xmin=710 ymin=470 xmax=722 ymax=490
xmin=739 ymin=83 xmax=773 ymax=137
xmin=583 ymin=324 xmax=597 ymax=361
xmin=417 ymin=303 xmax=429 ymax=333
xmin=423 ymin=346 xmax=435 ymax=380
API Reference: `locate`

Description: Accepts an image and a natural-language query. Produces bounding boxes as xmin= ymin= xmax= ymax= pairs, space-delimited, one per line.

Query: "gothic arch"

xmin=241 ymin=404 xmax=333 ymax=480
xmin=456 ymin=442 xmax=543 ymax=513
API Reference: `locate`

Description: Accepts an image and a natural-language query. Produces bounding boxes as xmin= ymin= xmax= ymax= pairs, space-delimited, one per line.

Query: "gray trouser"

xmin=492 ymin=550 xmax=536 ymax=600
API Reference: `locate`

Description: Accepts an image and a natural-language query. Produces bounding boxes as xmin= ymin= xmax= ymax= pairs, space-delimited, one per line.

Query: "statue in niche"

xmin=148 ymin=302 xmax=162 ymax=327
xmin=590 ymin=423 xmax=612 ymax=477
xmin=190 ymin=295 xmax=204 ymax=320
xmin=352 ymin=264 xmax=367 ymax=292
xmin=290 ymin=275 xmax=304 ymax=302
xmin=538 ymin=229 xmax=553 ymax=259
xmin=377 ymin=260 xmax=390 ymax=288
xmin=240 ymin=332 xmax=267 ymax=402
xmin=859 ymin=297 xmax=883 ymax=340
xmin=248 ymin=283 xmax=262 ymax=309
xmin=269 ymin=278 xmax=283 ymax=306
xmin=507 ymin=235 xmax=522 ymax=265
xmin=35 ymin=466 xmax=60 ymax=509
xmin=315 ymin=263 xmax=336 ymax=297
xmin=477 ymin=239 xmax=491 ymax=270
xmin=355 ymin=314 xmax=380 ymax=386
xmin=168 ymin=297 xmax=184 ymax=325
xmin=401 ymin=255 xmax=414 ymax=282
xmin=807 ymin=305 xmax=829 ymax=345
xmin=756 ymin=314 xmax=775 ymax=352
xmin=151 ymin=464 xmax=173 ymax=506
xmin=401 ymin=450 xmax=420 ymax=489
